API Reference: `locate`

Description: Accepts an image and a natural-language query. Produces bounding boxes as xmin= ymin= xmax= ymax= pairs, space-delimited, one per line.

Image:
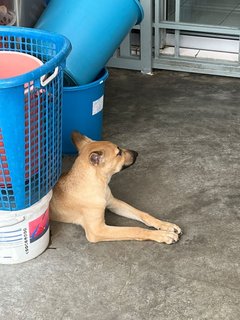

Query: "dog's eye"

xmin=117 ymin=147 xmax=122 ymax=156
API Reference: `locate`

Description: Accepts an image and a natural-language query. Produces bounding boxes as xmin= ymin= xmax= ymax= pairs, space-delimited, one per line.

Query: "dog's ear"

xmin=89 ymin=151 xmax=104 ymax=166
xmin=71 ymin=131 xmax=93 ymax=151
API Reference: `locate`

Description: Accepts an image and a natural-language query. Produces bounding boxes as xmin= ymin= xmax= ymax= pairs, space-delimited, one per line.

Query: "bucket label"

xmin=0 ymin=225 xmax=30 ymax=261
xmin=0 ymin=228 xmax=23 ymax=248
xmin=29 ymin=208 xmax=49 ymax=243
xmin=92 ymin=95 xmax=104 ymax=116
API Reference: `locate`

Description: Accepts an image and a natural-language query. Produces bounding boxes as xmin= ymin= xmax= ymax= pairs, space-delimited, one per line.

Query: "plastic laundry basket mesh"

xmin=0 ymin=26 xmax=71 ymax=210
xmin=22 ymin=73 xmax=63 ymax=208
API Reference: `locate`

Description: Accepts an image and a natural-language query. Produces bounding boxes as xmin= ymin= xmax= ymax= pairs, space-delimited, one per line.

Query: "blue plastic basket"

xmin=0 ymin=26 xmax=71 ymax=210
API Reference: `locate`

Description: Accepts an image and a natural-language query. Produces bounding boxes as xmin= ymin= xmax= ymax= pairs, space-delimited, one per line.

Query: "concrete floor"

xmin=1 ymin=69 xmax=240 ymax=319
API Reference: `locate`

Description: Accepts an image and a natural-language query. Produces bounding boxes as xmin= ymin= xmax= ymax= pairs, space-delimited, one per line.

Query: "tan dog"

xmin=50 ymin=131 xmax=181 ymax=244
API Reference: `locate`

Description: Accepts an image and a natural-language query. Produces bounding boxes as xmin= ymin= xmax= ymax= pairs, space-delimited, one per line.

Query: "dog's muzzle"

xmin=121 ymin=150 xmax=138 ymax=171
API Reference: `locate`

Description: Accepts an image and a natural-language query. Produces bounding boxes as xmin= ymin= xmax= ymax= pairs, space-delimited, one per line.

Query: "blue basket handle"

xmin=0 ymin=216 xmax=25 ymax=228
xmin=40 ymin=66 xmax=59 ymax=87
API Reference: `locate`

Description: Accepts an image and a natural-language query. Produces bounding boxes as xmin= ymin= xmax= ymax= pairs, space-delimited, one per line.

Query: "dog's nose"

xmin=129 ymin=150 xmax=138 ymax=163
xmin=131 ymin=150 xmax=138 ymax=158
xmin=121 ymin=150 xmax=138 ymax=171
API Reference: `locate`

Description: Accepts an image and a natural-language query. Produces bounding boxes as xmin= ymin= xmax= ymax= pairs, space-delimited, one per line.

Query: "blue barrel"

xmin=35 ymin=0 xmax=144 ymax=85
xmin=62 ymin=69 xmax=109 ymax=154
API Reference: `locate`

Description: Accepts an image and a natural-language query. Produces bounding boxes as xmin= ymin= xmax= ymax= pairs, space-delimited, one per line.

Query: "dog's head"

xmin=71 ymin=131 xmax=138 ymax=177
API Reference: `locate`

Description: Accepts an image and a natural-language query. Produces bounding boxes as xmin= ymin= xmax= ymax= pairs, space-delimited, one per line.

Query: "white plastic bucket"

xmin=0 ymin=191 xmax=52 ymax=264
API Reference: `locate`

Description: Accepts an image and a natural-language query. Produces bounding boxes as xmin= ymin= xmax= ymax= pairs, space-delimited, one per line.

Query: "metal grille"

xmin=107 ymin=0 xmax=240 ymax=78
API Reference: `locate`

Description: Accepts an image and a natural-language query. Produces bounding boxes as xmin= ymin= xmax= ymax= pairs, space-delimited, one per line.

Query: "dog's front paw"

xmin=153 ymin=230 xmax=180 ymax=244
xmin=154 ymin=220 xmax=182 ymax=235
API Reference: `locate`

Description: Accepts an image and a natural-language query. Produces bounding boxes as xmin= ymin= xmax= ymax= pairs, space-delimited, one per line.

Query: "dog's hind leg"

xmin=107 ymin=197 xmax=181 ymax=234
